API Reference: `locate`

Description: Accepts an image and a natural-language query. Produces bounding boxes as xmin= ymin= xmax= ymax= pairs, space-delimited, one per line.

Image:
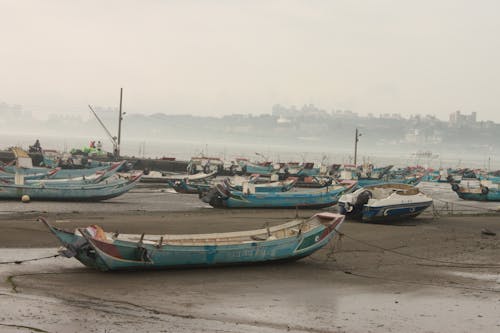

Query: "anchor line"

xmin=0 ymin=254 xmax=60 ymax=265
xmin=333 ymin=230 xmax=500 ymax=267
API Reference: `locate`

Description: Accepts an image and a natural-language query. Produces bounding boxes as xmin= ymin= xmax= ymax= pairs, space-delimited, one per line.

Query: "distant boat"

xmin=0 ymin=166 xmax=60 ymax=180
xmin=202 ymin=181 xmax=355 ymax=209
xmin=187 ymin=157 xmax=223 ymax=174
xmin=39 ymin=213 xmax=345 ymax=271
xmin=356 ymin=176 xmax=421 ymax=188
xmin=336 ymin=164 xmax=421 ymax=187
xmin=238 ymin=160 xmax=276 ymax=176
xmin=0 ymin=173 xmax=142 ymax=201
xmin=141 ymin=171 xmax=217 ymax=183
xmin=294 ymin=176 xmax=334 ymax=188
xmin=451 ymin=179 xmax=500 ymax=201
xmin=0 ymin=162 xmax=125 ymax=186
xmin=421 ymin=169 xmax=454 ymax=183
xmin=1 ymin=163 xmax=116 ymax=180
xmin=167 ymin=179 xmax=213 ymax=194
xmin=222 ymin=177 xmax=297 ymax=193
xmin=338 ymin=183 xmax=433 ymax=222
xmin=49 ymin=164 xmax=114 ymax=179
xmin=283 ymin=162 xmax=321 ymax=177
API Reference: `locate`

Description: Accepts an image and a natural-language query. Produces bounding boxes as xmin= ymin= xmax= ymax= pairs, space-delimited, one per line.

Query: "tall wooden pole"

xmin=354 ymin=128 xmax=359 ymax=166
xmin=117 ymin=88 xmax=123 ymax=158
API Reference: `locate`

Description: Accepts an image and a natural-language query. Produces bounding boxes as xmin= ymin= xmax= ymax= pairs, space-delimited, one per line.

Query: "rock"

xmin=481 ymin=228 xmax=496 ymax=236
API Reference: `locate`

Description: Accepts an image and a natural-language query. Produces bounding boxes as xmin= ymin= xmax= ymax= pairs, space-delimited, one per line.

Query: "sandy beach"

xmin=0 ymin=186 xmax=499 ymax=333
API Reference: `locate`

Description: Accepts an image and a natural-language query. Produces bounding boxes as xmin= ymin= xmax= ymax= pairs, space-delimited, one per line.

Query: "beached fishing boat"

xmin=296 ymin=163 xmax=320 ymax=177
xmin=294 ymin=176 xmax=334 ymax=188
xmin=336 ymin=164 xmax=419 ymax=188
xmin=356 ymin=176 xmax=421 ymax=188
xmin=168 ymin=179 xmax=213 ymax=194
xmin=451 ymin=179 xmax=500 ymax=201
xmin=39 ymin=213 xmax=345 ymax=271
xmin=0 ymin=162 xmax=125 ymax=187
xmin=201 ymin=181 xmax=355 ymax=209
xmin=0 ymin=166 xmax=60 ymax=180
xmin=281 ymin=162 xmax=322 ymax=177
xmin=421 ymin=169 xmax=454 ymax=183
xmin=49 ymin=165 xmax=114 ymax=179
xmin=0 ymin=173 xmax=142 ymax=201
xmin=142 ymin=171 xmax=217 ymax=183
xmin=1 ymin=160 xmax=117 ymax=178
xmin=223 ymin=178 xmax=297 ymax=193
xmin=187 ymin=157 xmax=223 ymax=174
xmin=338 ymin=183 xmax=433 ymax=222
xmin=238 ymin=160 xmax=276 ymax=176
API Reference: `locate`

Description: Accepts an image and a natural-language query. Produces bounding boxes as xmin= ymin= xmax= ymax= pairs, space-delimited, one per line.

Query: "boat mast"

xmin=88 ymin=105 xmax=118 ymax=153
xmin=354 ymin=128 xmax=362 ymax=166
xmin=117 ymin=88 xmax=123 ymax=158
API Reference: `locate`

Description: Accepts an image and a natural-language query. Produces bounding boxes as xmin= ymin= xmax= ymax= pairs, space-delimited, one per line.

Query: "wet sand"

xmin=1 ymin=186 xmax=500 ymax=332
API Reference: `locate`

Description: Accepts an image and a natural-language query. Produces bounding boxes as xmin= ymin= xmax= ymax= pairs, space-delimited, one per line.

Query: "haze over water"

xmin=2 ymin=133 xmax=498 ymax=171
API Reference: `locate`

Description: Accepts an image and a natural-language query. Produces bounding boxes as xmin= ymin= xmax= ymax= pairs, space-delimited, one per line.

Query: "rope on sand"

xmin=430 ymin=197 xmax=500 ymax=216
xmin=0 ymin=254 xmax=60 ymax=265
xmin=342 ymin=270 xmax=500 ymax=293
xmin=334 ymin=230 xmax=500 ymax=268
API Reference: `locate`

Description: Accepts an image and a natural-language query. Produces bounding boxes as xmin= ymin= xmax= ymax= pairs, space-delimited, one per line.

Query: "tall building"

xmin=449 ymin=110 xmax=477 ymax=127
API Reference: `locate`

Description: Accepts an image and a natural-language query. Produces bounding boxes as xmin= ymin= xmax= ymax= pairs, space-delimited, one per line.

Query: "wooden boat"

xmin=141 ymin=171 xmax=217 ymax=183
xmin=223 ymin=178 xmax=297 ymax=193
xmin=39 ymin=213 xmax=345 ymax=271
xmin=0 ymin=173 xmax=142 ymax=201
xmin=356 ymin=176 xmax=421 ymax=188
xmin=0 ymin=162 xmax=124 ymax=187
xmin=296 ymin=163 xmax=320 ymax=177
xmin=238 ymin=160 xmax=276 ymax=176
xmin=451 ymin=179 xmax=500 ymax=201
xmin=294 ymin=176 xmax=333 ymax=188
xmin=1 ymin=162 xmax=115 ymax=179
xmin=338 ymin=183 xmax=433 ymax=222
xmin=0 ymin=166 xmax=60 ymax=180
xmin=168 ymin=179 xmax=213 ymax=194
xmin=281 ymin=162 xmax=321 ymax=177
xmin=202 ymin=181 xmax=355 ymax=209
xmin=48 ymin=164 xmax=114 ymax=179
xmin=187 ymin=157 xmax=223 ymax=174
xmin=336 ymin=164 xmax=417 ymax=188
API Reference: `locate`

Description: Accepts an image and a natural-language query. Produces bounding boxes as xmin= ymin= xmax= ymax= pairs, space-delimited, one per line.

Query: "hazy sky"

xmin=1 ymin=0 xmax=500 ymax=121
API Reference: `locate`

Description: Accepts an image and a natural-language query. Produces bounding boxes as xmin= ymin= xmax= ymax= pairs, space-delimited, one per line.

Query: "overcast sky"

xmin=1 ymin=0 xmax=500 ymax=121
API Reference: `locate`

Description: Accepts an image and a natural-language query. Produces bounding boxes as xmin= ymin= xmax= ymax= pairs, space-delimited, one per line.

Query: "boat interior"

xmin=76 ymin=214 xmax=342 ymax=246
xmin=366 ymin=184 xmax=420 ymax=199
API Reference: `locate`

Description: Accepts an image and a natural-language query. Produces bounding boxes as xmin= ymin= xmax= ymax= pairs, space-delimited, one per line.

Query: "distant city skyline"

xmin=2 ymin=1 xmax=500 ymax=122
xmin=1 ymin=99 xmax=497 ymax=125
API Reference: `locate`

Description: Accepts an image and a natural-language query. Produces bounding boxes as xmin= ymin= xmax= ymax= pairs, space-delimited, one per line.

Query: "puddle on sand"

xmin=447 ymin=271 xmax=500 ymax=284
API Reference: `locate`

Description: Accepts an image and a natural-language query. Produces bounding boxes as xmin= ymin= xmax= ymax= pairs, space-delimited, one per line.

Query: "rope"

xmin=431 ymin=197 xmax=500 ymax=214
xmin=307 ymin=232 xmax=343 ymax=264
xmin=334 ymin=230 xmax=500 ymax=267
xmin=342 ymin=270 xmax=500 ymax=293
xmin=0 ymin=254 xmax=60 ymax=265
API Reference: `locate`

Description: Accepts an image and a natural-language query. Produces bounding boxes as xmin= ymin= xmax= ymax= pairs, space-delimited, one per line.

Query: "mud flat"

xmin=0 ymin=185 xmax=499 ymax=332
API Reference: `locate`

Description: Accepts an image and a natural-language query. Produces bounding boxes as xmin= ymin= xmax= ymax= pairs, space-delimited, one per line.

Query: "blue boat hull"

xmin=455 ymin=191 xmax=500 ymax=201
xmin=41 ymin=214 xmax=344 ymax=271
xmin=361 ymin=201 xmax=432 ymax=222
xmin=240 ymin=163 xmax=275 ymax=176
xmin=0 ymin=175 xmax=141 ymax=201
xmin=213 ymin=186 xmax=349 ymax=209
xmin=49 ymin=165 xmax=110 ymax=179
xmin=356 ymin=178 xmax=420 ymax=188
xmin=168 ymin=180 xmax=211 ymax=194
